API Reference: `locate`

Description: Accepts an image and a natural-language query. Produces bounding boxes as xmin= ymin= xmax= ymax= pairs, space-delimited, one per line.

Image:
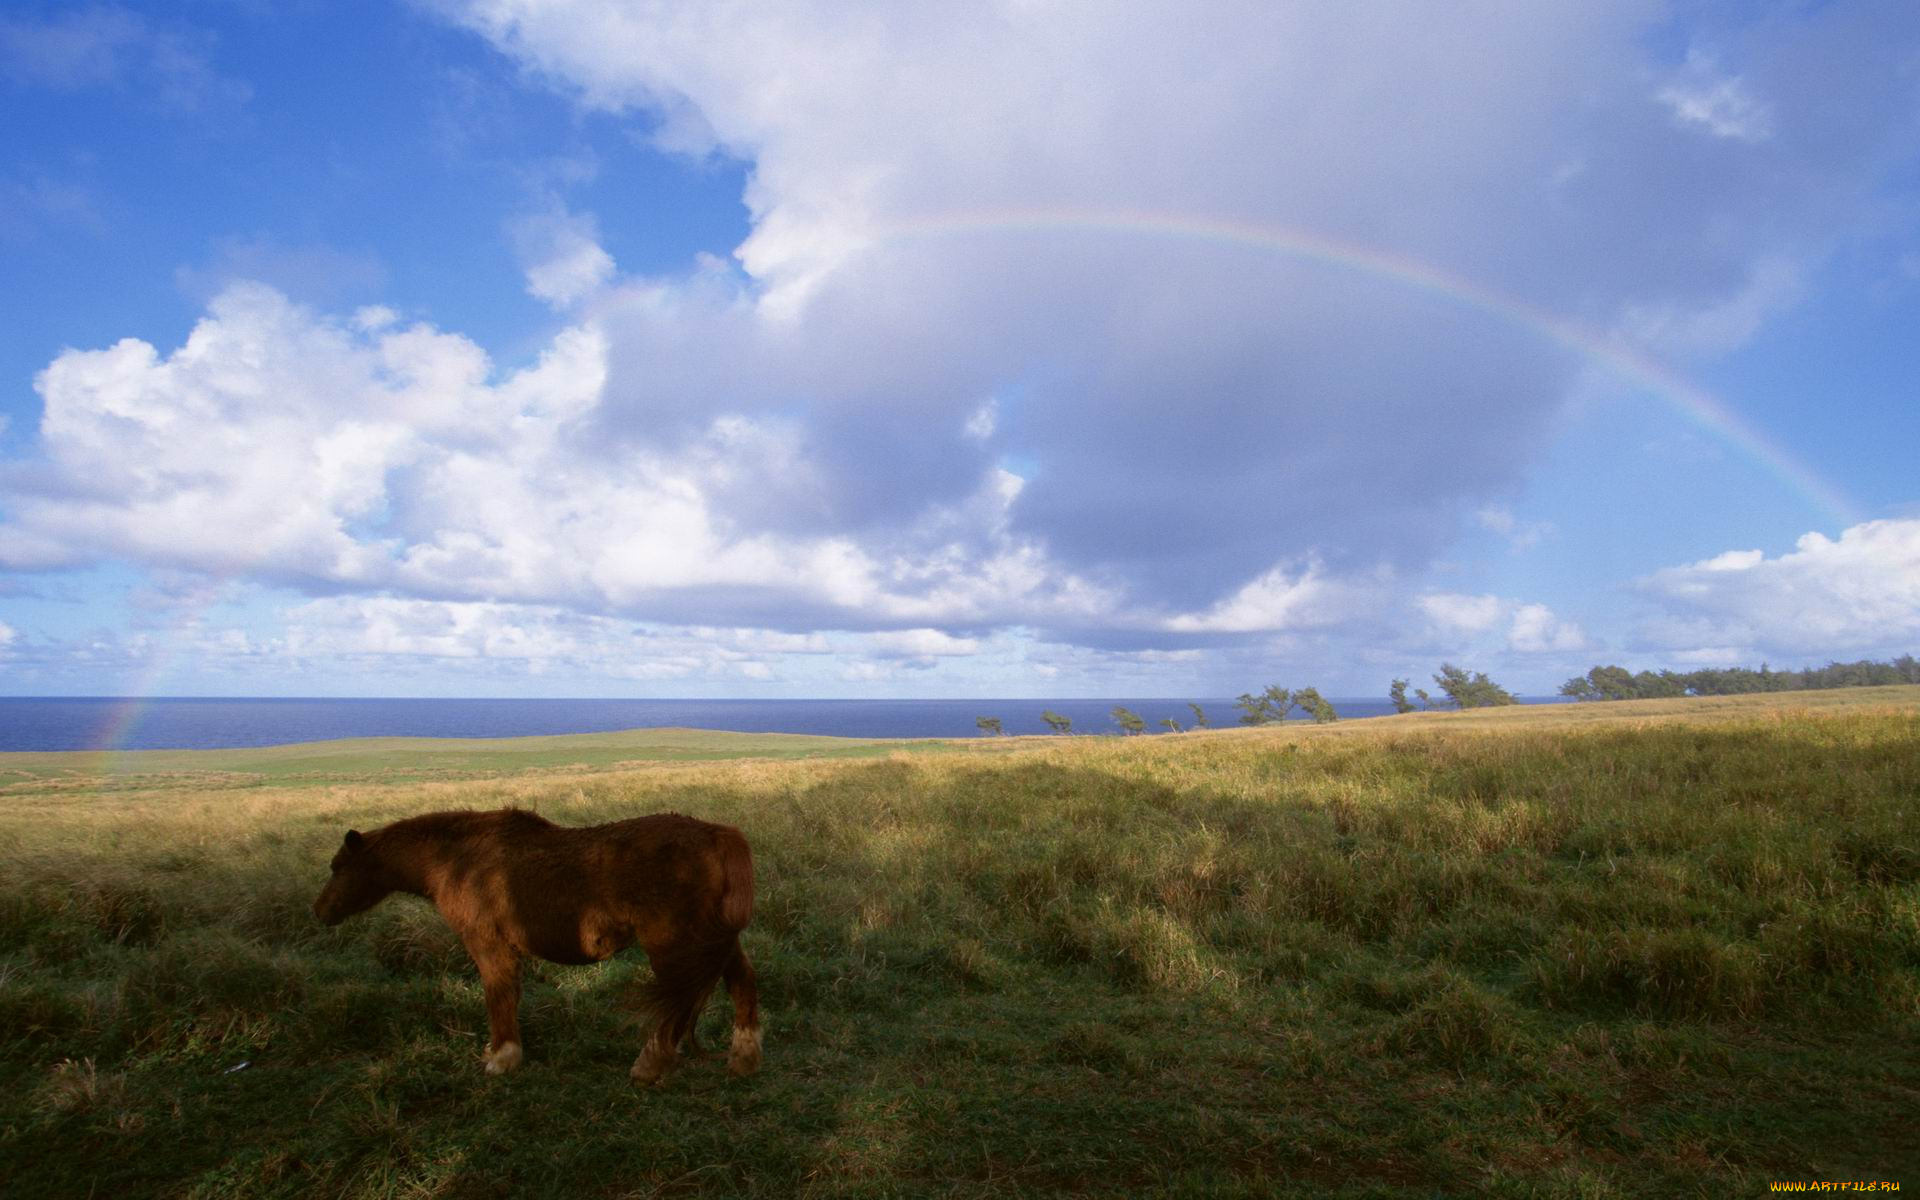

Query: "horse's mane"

xmin=382 ymin=807 xmax=555 ymax=839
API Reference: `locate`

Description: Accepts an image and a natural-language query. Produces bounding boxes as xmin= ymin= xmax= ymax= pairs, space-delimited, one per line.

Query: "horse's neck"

xmin=375 ymin=821 xmax=466 ymax=898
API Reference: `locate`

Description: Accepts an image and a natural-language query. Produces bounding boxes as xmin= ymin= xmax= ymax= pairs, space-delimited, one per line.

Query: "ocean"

xmin=0 ymin=694 xmax=1503 ymax=752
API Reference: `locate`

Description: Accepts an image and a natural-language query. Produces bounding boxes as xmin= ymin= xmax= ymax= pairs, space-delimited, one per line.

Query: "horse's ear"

xmin=343 ymin=830 xmax=365 ymax=852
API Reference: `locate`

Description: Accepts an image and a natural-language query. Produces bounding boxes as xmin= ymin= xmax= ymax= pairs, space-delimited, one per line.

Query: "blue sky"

xmin=1 ymin=1 xmax=1917 ymax=699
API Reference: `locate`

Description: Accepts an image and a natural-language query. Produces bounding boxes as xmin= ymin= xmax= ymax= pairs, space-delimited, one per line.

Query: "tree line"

xmin=973 ymin=660 xmax=1545 ymax=736
xmin=972 ymin=652 xmax=1919 ymax=736
xmin=1558 ymin=655 xmax=1920 ymax=702
xmin=974 ymin=688 xmax=1344 ymax=736
xmin=1387 ymin=663 xmax=1518 ymax=712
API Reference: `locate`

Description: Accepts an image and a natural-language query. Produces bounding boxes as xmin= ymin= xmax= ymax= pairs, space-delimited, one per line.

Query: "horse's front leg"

xmin=469 ymin=945 xmax=524 ymax=1075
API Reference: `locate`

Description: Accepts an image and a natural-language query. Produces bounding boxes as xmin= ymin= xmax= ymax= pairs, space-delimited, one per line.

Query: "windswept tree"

xmin=1112 ymin=707 xmax=1146 ymax=735
xmin=1561 ymin=664 xmax=1635 ymax=702
xmin=1188 ymin=703 xmax=1212 ymax=729
xmin=975 ymin=716 xmax=1003 ymax=736
xmin=1160 ymin=717 xmax=1184 ymax=733
xmin=1432 ymin=663 xmax=1517 ymax=708
xmin=1558 ymin=674 xmax=1599 ymax=702
xmin=1041 ymin=710 xmax=1073 ymax=735
xmin=1236 ymin=685 xmax=1294 ymax=725
xmin=1294 ymin=687 xmax=1338 ymax=723
xmin=1389 ymin=678 xmax=1415 ymax=714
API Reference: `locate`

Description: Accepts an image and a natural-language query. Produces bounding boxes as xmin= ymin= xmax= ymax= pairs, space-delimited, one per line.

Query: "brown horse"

xmin=312 ymin=807 xmax=760 ymax=1083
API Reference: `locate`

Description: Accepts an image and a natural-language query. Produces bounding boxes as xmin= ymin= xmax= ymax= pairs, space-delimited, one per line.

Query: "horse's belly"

xmin=527 ymin=913 xmax=630 ymax=965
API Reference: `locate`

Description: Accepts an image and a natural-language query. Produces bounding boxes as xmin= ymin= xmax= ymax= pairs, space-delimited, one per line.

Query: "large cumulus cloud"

xmin=1635 ymin=519 xmax=1920 ymax=662
xmin=0 ymin=284 xmax=1114 ymax=632
xmin=432 ymin=0 xmax=1919 ymax=623
xmin=3 ymin=1 xmax=1917 ymax=658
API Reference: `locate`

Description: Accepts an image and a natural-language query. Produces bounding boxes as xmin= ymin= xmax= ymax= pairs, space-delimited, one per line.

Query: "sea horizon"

xmin=0 ymin=694 xmax=1569 ymax=754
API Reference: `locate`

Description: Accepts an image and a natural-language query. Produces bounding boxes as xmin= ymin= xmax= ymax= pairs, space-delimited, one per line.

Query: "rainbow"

xmin=76 ymin=207 xmax=1860 ymax=754
xmin=80 ymin=593 xmax=231 ymax=759
xmin=872 ymin=206 xmax=1863 ymax=529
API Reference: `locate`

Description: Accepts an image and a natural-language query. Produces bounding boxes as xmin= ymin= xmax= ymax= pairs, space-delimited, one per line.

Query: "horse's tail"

xmin=716 ymin=825 xmax=754 ymax=931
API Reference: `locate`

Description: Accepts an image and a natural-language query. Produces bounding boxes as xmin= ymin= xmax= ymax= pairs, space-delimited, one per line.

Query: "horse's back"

xmin=463 ymin=811 xmax=745 ymax=958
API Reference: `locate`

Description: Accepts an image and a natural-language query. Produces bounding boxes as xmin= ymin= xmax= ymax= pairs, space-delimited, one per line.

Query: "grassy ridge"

xmin=2 ymin=690 xmax=1917 ymax=1196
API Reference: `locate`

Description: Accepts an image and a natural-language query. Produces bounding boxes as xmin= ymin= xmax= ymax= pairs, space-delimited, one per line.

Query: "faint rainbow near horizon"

xmin=873 ymin=206 xmax=1865 ymax=530
xmin=82 ymin=599 xmax=227 ymax=758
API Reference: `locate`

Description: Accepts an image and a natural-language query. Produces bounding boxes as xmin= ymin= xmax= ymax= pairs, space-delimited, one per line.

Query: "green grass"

xmin=0 ymin=726 xmax=949 ymax=790
xmin=2 ymin=689 xmax=1917 ymax=1197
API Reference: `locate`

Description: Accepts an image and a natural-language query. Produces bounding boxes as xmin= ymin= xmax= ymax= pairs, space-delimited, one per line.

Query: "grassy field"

xmin=1 ymin=689 xmax=1916 ymax=1197
xmin=0 ymin=727 xmax=947 ymax=789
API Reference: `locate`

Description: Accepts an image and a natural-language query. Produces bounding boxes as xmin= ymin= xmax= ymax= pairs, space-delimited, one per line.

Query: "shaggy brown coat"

xmin=313 ymin=808 xmax=760 ymax=1082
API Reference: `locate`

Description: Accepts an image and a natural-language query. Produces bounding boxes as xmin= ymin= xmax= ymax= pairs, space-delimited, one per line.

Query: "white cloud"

xmin=283 ymin=596 xmax=783 ymax=680
xmin=865 ymin=628 xmax=980 ymax=659
xmin=1477 ymin=507 xmax=1518 ymax=537
xmin=1637 ymin=519 xmax=1920 ymax=658
xmin=4 ymin=3 xmax=1916 ymax=681
xmin=1167 ymin=559 xmax=1383 ymax=634
xmin=1657 ymin=51 xmax=1772 ymax=143
xmin=421 ymin=0 xmax=1908 ymax=622
xmin=963 ymin=399 xmax=996 ymax=442
xmin=1416 ymin=592 xmax=1586 ymax=655
xmin=513 ymin=207 xmax=617 ymax=308
xmin=1476 ymin=506 xmax=1554 ymax=553
xmin=0 ymin=283 xmax=1117 ymax=635
xmin=1508 ymin=603 xmax=1588 ymax=653
xmin=1419 ymin=592 xmax=1504 ymax=636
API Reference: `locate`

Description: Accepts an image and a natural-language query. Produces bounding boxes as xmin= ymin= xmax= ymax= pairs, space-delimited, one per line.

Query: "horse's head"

xmin=313 ymin=829 xmax=394 ymax=925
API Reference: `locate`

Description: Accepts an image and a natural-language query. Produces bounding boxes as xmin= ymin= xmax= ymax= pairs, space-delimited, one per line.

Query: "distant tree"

xmin=1632 ymin=669 xmax=1686 ymax=699
xmin=1591 ymin=665 xmax=1637 ymax=701
xmin=1160 ymin=718 xmax=1184 ymax=733
xmin=1040 ymin=710 xmax=1073 ymax=735
xmin=1188 ymin=703 xmax=1212 ymax=729
xmin=975 ymin=716 xmax=1003 ymax=736
xmin=1432 ymin=663 xmax=1517 ymax=709
xmin=1112 ymin=706 xmax=1146 ymax=735
xmin=1236 ymin=685 xmax=1294 ymax=725
xmin=1294 ymin=686 xmax=1338 ymax=723
xmin=1388 ymin=678 xmax=1415 ymax=714
xmin=1558 ymin=674 xmax=1599 ymax=702
xmin=1413 ymin=687 xmax=1439 ymax=710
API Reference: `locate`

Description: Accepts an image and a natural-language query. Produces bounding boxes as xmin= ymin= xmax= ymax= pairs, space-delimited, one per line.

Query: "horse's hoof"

xmin=484 ymin=1041 xmax=522 ymax=1075
xmin=630 ymin=1048 xmax=673 ymax=1086
xmin=728 ymin=1026 xmax=762 ymax=1077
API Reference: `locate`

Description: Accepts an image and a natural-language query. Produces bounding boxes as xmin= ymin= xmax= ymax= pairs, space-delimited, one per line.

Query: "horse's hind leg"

xmin=680 ymin=978 xmax=720 ymax=1059
xmin=630 ymin=940 xmax=689 ymax=1086
xmin=630 ymin=1020 xmax=678 ymax=1086
xmin=724 ymin=939 xmax=762 ymax=1077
